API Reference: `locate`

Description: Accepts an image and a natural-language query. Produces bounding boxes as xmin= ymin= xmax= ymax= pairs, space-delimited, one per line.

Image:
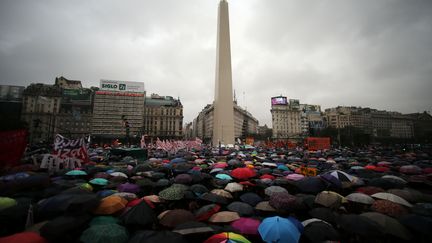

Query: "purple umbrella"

xmin=231 ymin=217 xmax=261 ymax=235
xmin=117 ymin=183 xmax=140 ymax=193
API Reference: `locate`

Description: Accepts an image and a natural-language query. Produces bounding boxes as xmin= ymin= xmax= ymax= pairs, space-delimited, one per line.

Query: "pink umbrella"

xmin=285 ymin=173 xmax=304 ymax=181
xmin=231 ymin=217 xmax=261 ymax=235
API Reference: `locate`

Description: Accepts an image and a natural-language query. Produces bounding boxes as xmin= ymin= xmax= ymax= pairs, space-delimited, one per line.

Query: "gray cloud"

xmin=1 ymin=0 xmax=431 ymax=127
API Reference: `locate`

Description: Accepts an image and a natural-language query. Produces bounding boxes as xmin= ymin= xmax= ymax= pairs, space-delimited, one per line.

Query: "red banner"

xmin=0 ymin=129 xmax=28 ymax=168
xmin=305 ymin=137 xmax=331 ymax=151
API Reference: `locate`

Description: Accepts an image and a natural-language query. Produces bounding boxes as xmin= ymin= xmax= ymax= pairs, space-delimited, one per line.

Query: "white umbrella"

xmin=346 ymin=193 xmax=375 ymax=205
xmin=371 ymin=192 xmax=412 ymax=207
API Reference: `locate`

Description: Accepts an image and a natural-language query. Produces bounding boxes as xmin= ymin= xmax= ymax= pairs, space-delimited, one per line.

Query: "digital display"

xmin=271 ymin=96 xmax=288 ymax=105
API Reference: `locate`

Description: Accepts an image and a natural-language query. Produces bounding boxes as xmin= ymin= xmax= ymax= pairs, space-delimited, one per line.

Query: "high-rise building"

xmin=91 ymin=80 xmax=145 ymax=142
xmin=213 ymin=0 xmax=235 ymax=146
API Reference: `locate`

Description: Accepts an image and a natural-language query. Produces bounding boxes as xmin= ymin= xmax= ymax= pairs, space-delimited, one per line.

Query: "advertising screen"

xmin=100 ymin=79 xmax=145 ymax=93
xmin=271 ymin=96 xmax=288 ymax=105
xmin=289 ymin=99 xmax=300 ymax=109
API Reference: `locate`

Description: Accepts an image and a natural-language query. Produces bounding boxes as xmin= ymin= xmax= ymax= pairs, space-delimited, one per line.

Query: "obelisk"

xmin=213 ymin=0 xmax=235 ymax=146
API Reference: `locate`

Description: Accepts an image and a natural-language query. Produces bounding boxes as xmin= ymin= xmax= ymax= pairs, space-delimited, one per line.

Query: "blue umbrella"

xmin=216 ymin=174 xmax=233 ymax=181
xmin=258 ymin=216 xmax=301 ymax=243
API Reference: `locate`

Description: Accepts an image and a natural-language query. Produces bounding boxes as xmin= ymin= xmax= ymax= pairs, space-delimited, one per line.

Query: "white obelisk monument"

xmin=213 ymin=0 xmax=235 ymax=146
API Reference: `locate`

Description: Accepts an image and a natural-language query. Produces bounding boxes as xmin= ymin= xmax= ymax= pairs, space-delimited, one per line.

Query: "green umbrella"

xmin=90 ymin=178 xmax=109 ymax=186
xmin=66 ymin=170 xmax=87 ymax=176
xmin=90 ymin=216 xmax=120 ymax=226
xmin=159 ymin=186 xmax=185 ymax=201
xmin=0 ymin=197 xmax=17 ymax=211
xmin=80 ymin=224 xmax=128 ymax=243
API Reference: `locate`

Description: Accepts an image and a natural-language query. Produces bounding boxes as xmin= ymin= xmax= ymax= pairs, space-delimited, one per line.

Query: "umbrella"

xmin=40 ymin=214 xmax=91 ymax=242
xmin=412 ymin=203 xmax=432 ymax=217
xmin=129 ymin=230 xmax=188 ymax=243
xmin=360 ymin=212 xmax=412 ymax=240
xmin=89 ymin=216 xmax=120 ymax=226
xmin=195 ymin=204 xmax=221 ymax=221
xmin=382 ymin=175 xmax=407 ymax=184
xmin=269 ymin=192 xmax=297 ymax=211
xmin=215 ymin=174 xmax=233 ymax=181
xmin=399 ymin=214 xmax=432 ymax=237
xmin=399 ymin=165 xmax=422 ymax=174
xmin=356 ymin=186 xmax=385 ymax=195
xmin=0 ymin=232 xmax=47 ymax=243
xmin=227 ymin=202 xmax=255 ymax=216
xmin=80 ymin=224 xmax=128 ymax=243
xmin=173 ymin=221 xmax=214 ymax=235
xmin=320 ymin=170 xmax=355 ymax=188
xmin=231 ymin=218 xmax=260 ymax=235
xmin=387 ymin=188 xmax=423 ymax=203
xmin=254 ymin=201 xmax=276 ymax=212
xmin=204 ymin=232 xmax=251 ymax=243
xmin=0 ymin=197 xmax=17 ymax=211
xmin=231 ymin=168 xmax=256 ymax=180
xmin=314 ymin=191 xmax=345 ymax=209
xmin=264 ymin=186 xmax=288 ymax=197
xmin=345 ymin=192 xmax=375 ymax=204
xmin=369 ymin=178 xmax=405 ymax=190
xmin=159 ymin=209 xmax=195 ymax=228
xmin=211 ymin=189 xmax=233 ymax=199
xmin=121 ymin=200 xmax=156 ymax=227
xmin=239 ymin=192 xmax=263 ymax=207
xmin=371 ymin=192 xmax=412 ymax=207
xmin=190 ymin=184 xmax=209 ymax=196
xmin=308 ymin=207 xmax=337 ymax=225
xmin=110 ymin=172 xmax=128 ymax=178
xmin=294 ymin=177 xmax=327 ymax=194
xmin=371 ymin=200 xmax=408 ymax=217
xmin=258 ymin=216 xmax=301 ymax=243
xmin=336 ymin=214 xmax=384 ymax=237
xmin=65 ymin=170 xmax=87 ymax=176
xmin=208 ymin=211 xmax=240 ymax=223
xmin=93 ymin=195 xmax=127 ymax=215
xmin=225 ymin=182 xmax=243 ymax=193
xmin=171 ymin=158 xmax=187 ymax=163
xmin=175 ymin=174 xmax=193 ymax=184
xmin=117 ymin=183 xmax=140 ymax=193
xmin=200 ymin=193 xmax=229 ymax=205
xmin=159 ymin=186 xmax=185 ymax=201
xmin=302 ymin=221 xmax=340 ymax=242
xmin=285 ymin=173 xmax=304 ymax=181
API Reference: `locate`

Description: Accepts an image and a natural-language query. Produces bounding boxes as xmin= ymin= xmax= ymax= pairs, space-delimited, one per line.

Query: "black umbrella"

xmin=336 ymin=214 xmax=384 ymax=238
xmin=227 ymin=201 xmax=255 ymax=216
xmin=302 ymin=221 xmax=340 ymax=242
xmin=294 ymin=177 xmax=328 ymax=194
xmin=121 ymin=200 xmax=156 ymax=228
xmin=173 ymin=221 xmax=214 ymax=235
xmin=40 ymin=214 xmax=91 ymax=243
xmin=0 ymin=197 xmax=32 ymax=236
xmin=368 ymin=178 xmax=405 ymax=190
xmin=190 ymin=184 xmax=209 ymax=196
xmin=239 ymin=192 xmax=263 ymax=207
xmin=308 ymin=207 xmax=337 ymax=225
xmin=399 ymin=214 xmax=432 ymax=237
xmin=200 ymin=192 xmax=228 ymax=204
xmin=129 ymin=230 xmax=188 ymax=243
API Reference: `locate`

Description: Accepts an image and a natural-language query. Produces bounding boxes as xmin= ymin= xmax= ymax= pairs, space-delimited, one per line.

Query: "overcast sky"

xmin=1 ymin=0 xmax=431 ymax=127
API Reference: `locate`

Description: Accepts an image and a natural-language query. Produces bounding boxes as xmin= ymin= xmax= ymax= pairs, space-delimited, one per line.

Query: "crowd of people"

xmin=0 ymin=143 xmax=431 ymax=243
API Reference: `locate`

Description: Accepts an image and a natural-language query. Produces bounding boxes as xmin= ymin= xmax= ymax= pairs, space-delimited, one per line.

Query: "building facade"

xmin=192 ymin=102 xmax=259 ymax=145
xmin=91 ymin=80 xmax=145 ymax=141
xmin=271 ymin=96 xmax=302 ymax=139
xmin=21 ymin=83 xmax=62 ymax=144
xmin=143 ymin=94 xmax=183 ymax=140
xmin=0 ymin=85 xmax=25 ymax=128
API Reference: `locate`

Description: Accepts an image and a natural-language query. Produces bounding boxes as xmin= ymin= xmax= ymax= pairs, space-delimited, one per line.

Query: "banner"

xmin=53 ymin=134 xmax=89 ymax=163
xmin=305 ymin=137 xmax=331 ymax=151
xmin=0 ymin=129 xmax=28 ymax=168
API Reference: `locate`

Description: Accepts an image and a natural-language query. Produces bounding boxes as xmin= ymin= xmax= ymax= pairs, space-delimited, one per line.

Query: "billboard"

xmin=271 ymin=96 xmax=288 ymax=105
xmin=100 ymin=79 xmax=145 ymax=93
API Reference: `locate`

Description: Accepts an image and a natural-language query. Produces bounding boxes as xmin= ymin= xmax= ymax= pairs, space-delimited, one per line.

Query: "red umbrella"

xmin=260 ymin=174 xmax=275 ymax=180
xmin=371 ymin=200 xmax=408 ymax=217
xmin=373 ymin=167 xmax=389 ymax=173
xmin=357 ymin=186 xmax=385 ymax=195
xmin=231 ymin=168 xmax=256 ymax=180
xmin=231 ymin=217 xmax=261 ymax=235
xmin=0 ymin=232 xmax=47 ymax=243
